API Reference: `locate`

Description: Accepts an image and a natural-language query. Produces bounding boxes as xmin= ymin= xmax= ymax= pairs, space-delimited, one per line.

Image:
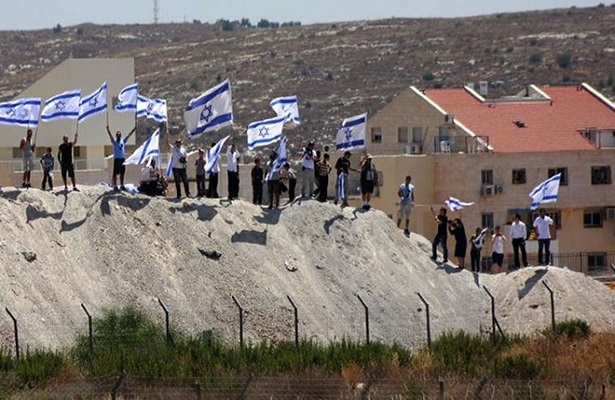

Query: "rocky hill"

xmin=1 ymin=5 xmax=615 ymax=146
xmin=0 ymin=186 xmax=614 ymax=350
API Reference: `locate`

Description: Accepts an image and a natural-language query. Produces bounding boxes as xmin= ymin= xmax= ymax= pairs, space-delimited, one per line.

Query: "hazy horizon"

xmin=0 ymin=0 xmax=604 ymax=31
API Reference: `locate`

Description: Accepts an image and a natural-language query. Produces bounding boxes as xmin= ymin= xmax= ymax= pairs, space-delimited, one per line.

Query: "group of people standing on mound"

xmin=429 ymin=207 xmax=555 ymax=273
xmin=17 ymin=129 xmax=79 ymax=192
xmin=250 ymin=141 xmax=379 ymax=210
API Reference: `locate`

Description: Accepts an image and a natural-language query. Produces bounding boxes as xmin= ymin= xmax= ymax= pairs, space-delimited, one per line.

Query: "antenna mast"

xmin=153 ymin=0 xmax=159 ymax=24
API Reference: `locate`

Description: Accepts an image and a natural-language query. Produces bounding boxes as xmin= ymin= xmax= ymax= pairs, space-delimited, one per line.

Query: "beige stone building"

xmin=0 ymin=58 xmax=136 ymax=186
xmin=358 ymin=83 xmax=615 ymax=273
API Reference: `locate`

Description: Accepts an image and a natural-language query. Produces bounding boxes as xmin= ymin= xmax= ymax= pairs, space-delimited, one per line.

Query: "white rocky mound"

xmin=0 ymin=186 xmax=614 ymax=350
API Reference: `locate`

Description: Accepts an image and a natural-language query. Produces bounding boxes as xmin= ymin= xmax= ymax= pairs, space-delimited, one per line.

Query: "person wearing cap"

xmin=359 ymin=154 xmax=377 ymax=210
xmin=300 ymin=140 xmax=317 ymax=197
xmin=106 ymin=124 xmax=136 ymax=191
xmin=167 ymin=137 xmax=190 ymax=199
xmin=19 ymin=129 xmax=35 ymax=188
xmin=334 ymin=151 xmax=358 ymax=207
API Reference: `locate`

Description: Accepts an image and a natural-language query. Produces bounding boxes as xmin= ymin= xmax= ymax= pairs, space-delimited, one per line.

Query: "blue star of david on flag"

xmin=6 ymin=108 xmax=16 ymax=117
xmin=55 ymin=101 xmax=66 ymax=111
xmin=336 ymin=113 xmax=367 ymax=151
xmin=258 ymin=126 xmax=269 ymax=138
xmin=200 ymin=104 xmax=213 ymax=123
xmin=344 ymin=128 xmax=353 ymax=142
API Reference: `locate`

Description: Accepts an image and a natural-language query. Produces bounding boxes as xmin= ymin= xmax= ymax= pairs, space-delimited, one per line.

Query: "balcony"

xmin=433 ymin=135 xmax=490 ymax=154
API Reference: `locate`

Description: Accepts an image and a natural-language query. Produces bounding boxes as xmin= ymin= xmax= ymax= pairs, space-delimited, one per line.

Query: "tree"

xmin=556 ymin=53 xmax=572 ymax=69
xmin=240 ymin=18 xmax=252 ymax=28
xmin=529 ymin=52 xmax=543 ymax=64
xmin=257 ymin=19 xmax=271 ymax=28
xmin=52 ymin=23 xmax=62 ymax=34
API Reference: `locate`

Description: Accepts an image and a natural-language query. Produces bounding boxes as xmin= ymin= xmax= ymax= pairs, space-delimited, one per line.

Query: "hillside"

xmin=0 ymin=186 xmax=614 ymax=350
xmin=1 ymin=6 xmax=615 ymax=146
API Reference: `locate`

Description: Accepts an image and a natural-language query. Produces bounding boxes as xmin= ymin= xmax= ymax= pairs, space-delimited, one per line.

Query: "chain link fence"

xmin=1 ymin=374 xmax=611 ymax=399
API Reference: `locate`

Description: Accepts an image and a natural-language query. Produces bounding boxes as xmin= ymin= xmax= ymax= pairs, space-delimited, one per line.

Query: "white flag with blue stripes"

xmin=246 ymin=115 xmax=285 ymax=150
xmin=136 ymin=95 xmax=167 ymax=122
xmin=336 ymin=113 xmax=367 ymax=151
xmin=124 ymin=129 xmax=160 ymax=165
xmin=115 ymin=84 xmax=138 ymax=113
xmin=184 ymin=80 xmax=233 ymax=139
xmin=266 ymin=136 xmax=288 ymax=180
xmin=444 ymin=196 xmax=474 ymax=211
xmin=529 ymin=173 xmax=561 ymax=210
xmin=270 ymin=95 xmax=300 ymax=125
xmin=41 ymin=90 xmax=81 ymax=121
xmin=165 ymin=153 xmax=174 ymax=178
xmin=78 ymin=82 xmax=107 ymax=122
xmin=0 ymin=98 xmax=41 ymax=127
xmin=205 ymin=135 xmax=231 ymax=174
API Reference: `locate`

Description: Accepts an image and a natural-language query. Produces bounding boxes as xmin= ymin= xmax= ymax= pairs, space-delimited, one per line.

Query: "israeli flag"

xmin=529 ymin=173 xmax=561 ymax=210
xmin=473 ymin=228 xmax=489 ymax=249
xmin=444 ymin=196 xmax=474 ymax=211
xmin=79 ymin=82 xmax=108 ymax=122
xmin=270 ymin=95 xmax=300 ymax=124
xmin=184 ymin=80 xmax=233 ymax=139
xmin=40 ymin=90 xmax=81 ymax=121
xmin=266 ymin=136 xmax=288 ymax=180
xmin=124 ymin=129 xmax=160 ymax=165
xmin=336 ymin=113 xmax=367 ymax=151
xmin=0 ymin=98 xmax=41 ymax=127
xmin=165 ymin=154 xmax=174 ymax=177
xmin=205 ymin=135 xmax=231 ymax=174
xmin=137 ymin=95 xmax=167 ymax=122
xmin=246 ymin=115 xmax=285 ymax=150
xmin=115 ymin=84 xmax=138 ymax=113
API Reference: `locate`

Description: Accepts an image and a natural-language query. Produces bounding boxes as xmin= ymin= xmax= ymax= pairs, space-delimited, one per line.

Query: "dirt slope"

xmin=0 ymin=187 xmax=613 ymax=350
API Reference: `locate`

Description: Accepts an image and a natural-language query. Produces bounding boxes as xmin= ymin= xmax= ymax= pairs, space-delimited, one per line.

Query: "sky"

xmin=0 ymin=0 xmax=603 ymax=30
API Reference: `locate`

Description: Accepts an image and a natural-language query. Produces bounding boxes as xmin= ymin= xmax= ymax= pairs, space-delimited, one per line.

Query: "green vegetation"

xmin=0 ymin=307 xmax=613 ymax=396
xmin=529 ymin=52 xmax=543 ymax=64
xmin=556 ymin=52 xmax=573 ymax=68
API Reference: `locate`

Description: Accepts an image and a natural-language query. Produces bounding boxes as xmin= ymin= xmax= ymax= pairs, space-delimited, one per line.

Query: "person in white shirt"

xmin=491 ymin=225 xmax=507 ymax=274
xmin=300 ymin=141 xmax=316 ymax=197
xmin=206 ymin=142 xmax=220 ymax=198
xmin=396 ymin=175 xmax=415 ymax=236
xmin=510 ymin=213 xmax=528 ymax=269
xmin=533 ymin=208 xmax=554 ymax=266
xmin=226 ymin=142 xmax=240 ymax=200
xmin=167 ymin=137 xmax=190 ymax=199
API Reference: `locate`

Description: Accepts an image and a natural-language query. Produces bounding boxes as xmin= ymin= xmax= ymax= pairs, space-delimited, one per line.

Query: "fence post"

xmin=194 ymin=380 xmax=202 ymax=400
xmin=287 ymin=295 xmax=299 ymax=348
xmin=111 ymin=370 xmax=126 ymax=400
xmin=157 ymin=298 xmax=173 ymax=345
xmin=232 ymin=295 xmax=244 ymax=349
xmin=80 ymin=303 xmax=93 ymax=353
xmin=416 ymin=292 xmax=431 ymax=349
xmin=356 ymin=294 xmax=369 ymax=344
xmin=5 ymin=308 xmax=19 ymax=360
xmin=542 ymin=281 xmax=556 ymax=331
xmin=483 ymin=286 xmax=498 ymax=344
xmin=438 ymin=377 xmax=445 ymax=400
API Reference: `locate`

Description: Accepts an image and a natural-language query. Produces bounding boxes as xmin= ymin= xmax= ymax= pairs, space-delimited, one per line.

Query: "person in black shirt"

xmin=251 ymin=158 xmax=263 ymax=205
xmin=334 ymin=151 xmax=357 ymax=207
xmin=448 ymin=218 xmax=467 ymax=269
xmin=58 ymin=133 xmax=78 ymax=191
xmin=430 ymin=207 xmax=449 ymax=263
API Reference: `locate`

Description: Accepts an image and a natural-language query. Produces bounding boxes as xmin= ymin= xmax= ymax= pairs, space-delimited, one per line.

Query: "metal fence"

xmin=497 ymin=251 xmax=615 ymax=275
xmin=1 ymin=374 xmax=611 ymax=399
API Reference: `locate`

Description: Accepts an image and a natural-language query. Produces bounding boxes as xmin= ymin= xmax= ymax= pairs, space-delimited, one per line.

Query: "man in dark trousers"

xmin=206 ymin=142 xmax=220 ymax=198
xmin=58 ymin=132 xmax=79 ymax=191
xmin=106 ymin=124 xmax=136 ymax=190
xmin=430 ymin=207 xmax=449 ymax=263
xmin=251 ymin=158 xmax=263 ymax=205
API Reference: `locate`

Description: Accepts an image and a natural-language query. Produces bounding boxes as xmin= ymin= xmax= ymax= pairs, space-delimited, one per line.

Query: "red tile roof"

xmin=424 ymin=85 xmax=615 ymax=153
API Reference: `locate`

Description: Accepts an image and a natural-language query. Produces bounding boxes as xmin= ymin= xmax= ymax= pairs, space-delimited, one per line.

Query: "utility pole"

xmin=153 ymin=0 xmax=159 ymax=24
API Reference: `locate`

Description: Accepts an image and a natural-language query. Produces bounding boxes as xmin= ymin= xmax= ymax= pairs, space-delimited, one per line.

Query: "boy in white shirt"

xmin=533 ymin=208 xmax=554 ymax=266
xmin=226 ymin=143 xmax=240 ymax=200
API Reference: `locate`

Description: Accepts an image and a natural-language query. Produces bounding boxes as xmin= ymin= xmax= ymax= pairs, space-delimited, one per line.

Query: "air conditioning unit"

xmin=410 ymin=144 xmax=422 ymax=154
xmin=481 ymin=184 xmax=494 ymax=196
xmin=606 ymin=208 xmax=615 ymax=221
xmin=444 ymin=114 xmax=455 ymax=124
xmin=495 ymin=184 xmax=504 ymax=194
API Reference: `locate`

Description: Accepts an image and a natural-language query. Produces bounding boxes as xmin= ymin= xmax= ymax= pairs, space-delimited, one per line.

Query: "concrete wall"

xmin=0 ymin=58 xmax=135 ymax=170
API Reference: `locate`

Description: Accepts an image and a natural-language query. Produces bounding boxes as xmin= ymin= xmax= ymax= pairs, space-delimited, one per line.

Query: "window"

xmin=481 ymin=212 xmax=494 ymax=230
xmin=397 ymin=127 xmax=409 ymax=143
xmin=548 ymin=167 xmax=568 ymax=186
xmin=12 ymin=147 xmax=20 ymax=158
xmin=583 ymin=210 xmax=603 ymax=228
xmin=371 ymin=127 xmax=382 ymax=143
xmin=587 ymin=252 xmax=606 ymax=271
xmin=591 ymin=166 xmax=611 ymax=185
xmin=512 ymin=169 xmax=526 ymax=184
xmin=412 ymin=127 xmax=423 ymax=143
xmin=481 ymin=169 xmax=494 ymax=185
xmin=73 ymin=146 xmax=82 ymax=159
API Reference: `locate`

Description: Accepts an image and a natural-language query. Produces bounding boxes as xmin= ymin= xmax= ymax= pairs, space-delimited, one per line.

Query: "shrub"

xmin=529 ymin=52 xmax=543 ymax=64
xmin=556 ymin=52 xmax=572 ymax=68
xmin=422 ymin=72 xmax=435 ymax=81
xmin=493 ymin=354 xmax=544 ymax=379
xmin=52 ymin=24 xmax=62 ymax=34
xmin=552 ymin=319 xmax=591 ymax=340
xmin=528 ymin=38 xmax=538 ymax=46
